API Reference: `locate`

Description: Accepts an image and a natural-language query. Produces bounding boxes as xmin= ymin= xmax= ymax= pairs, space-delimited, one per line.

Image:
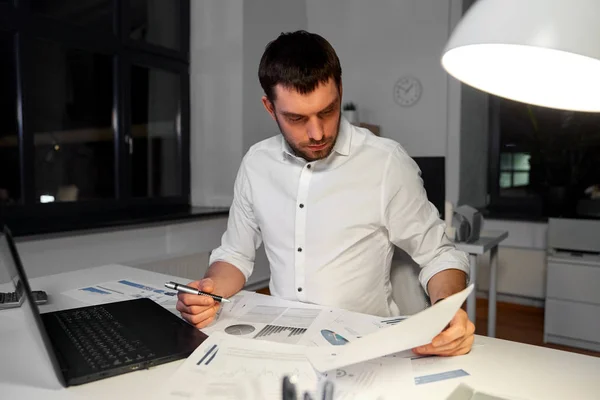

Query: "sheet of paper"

xmin=446 ymin=383 xmax=518 ymax=400
xmin=300 ymin=307 xmax=388 ymax=347
xmin=158 ymin=331 xmax=319 ymax=400
xmin=202 ymin=292 xmax=323 ymax=345
xmin=306 ymin=284 xmax=474 ymax=372
xmin=325 ymin=356 xmax=414 ymax=400
xmin=158 ymin=332 xmax=416 ymax=400
xmin=61 ymin=279 xmax=178 ymax=305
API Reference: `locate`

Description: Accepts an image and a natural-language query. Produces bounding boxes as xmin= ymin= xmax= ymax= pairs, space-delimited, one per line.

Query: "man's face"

xmin=262 ymin=78 xmax=341 ymax=161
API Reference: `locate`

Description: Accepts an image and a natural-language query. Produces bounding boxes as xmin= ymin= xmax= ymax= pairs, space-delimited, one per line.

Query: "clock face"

xmin=394 ymin=76 xmax=422 ymax=107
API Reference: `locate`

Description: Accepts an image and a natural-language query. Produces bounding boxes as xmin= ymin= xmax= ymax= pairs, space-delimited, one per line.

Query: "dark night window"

xmin=0 ymin=1 xmax=190 ymax=234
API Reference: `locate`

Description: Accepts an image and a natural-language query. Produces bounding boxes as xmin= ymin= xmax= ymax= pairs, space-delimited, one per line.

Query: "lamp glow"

xmin=442 ymin=0 xmax=600 ymax=112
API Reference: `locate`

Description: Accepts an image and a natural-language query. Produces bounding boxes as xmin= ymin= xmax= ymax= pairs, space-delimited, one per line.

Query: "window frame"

xmin=499 ymin=152 xmax=531 ymax=189
xmin=487 ymin=96 xmax=544 ymax=216
xmin=0 ymin=0 xmax=191 ymax=228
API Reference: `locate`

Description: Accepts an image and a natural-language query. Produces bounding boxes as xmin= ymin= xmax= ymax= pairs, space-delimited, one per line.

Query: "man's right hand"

xmin=176 ymin=278 xmax=220 ymax=329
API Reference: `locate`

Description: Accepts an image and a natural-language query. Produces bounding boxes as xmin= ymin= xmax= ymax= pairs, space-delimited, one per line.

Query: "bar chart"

xmin=253 ymin=324 xmax=307 ymax=344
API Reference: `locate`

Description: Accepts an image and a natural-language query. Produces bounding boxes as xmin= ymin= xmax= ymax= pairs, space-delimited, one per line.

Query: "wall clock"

xmin=394 ymin=76 xmax=422 ymax=107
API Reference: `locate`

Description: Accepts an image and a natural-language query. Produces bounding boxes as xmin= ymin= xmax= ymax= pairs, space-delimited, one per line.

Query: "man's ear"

xmin=262 ymin=96 xmax=276 ymax=121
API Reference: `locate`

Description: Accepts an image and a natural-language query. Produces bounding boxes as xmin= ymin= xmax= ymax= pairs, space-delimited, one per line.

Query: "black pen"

xmin=165 ymin=281 xmax=231 ymax=303
xmin=282 ymin=376 xmax=297 ymax=400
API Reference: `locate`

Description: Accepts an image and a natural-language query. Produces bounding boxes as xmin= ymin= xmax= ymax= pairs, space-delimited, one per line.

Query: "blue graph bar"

xmin=81 ymin=287 xmax=111 ymax=295
xmin=414 ymin=369 xmax=469 ymax=385
xmin=197 ymin=344 xmax=217 ymax=365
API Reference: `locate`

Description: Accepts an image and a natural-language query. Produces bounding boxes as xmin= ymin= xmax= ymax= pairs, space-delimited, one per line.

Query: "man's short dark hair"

xmin=258 ymin=30 xmax=342 ymax=102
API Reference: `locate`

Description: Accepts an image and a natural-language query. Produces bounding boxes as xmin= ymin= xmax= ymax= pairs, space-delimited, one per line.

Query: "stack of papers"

xmin=157 ymin=285 xmax=474 ymax=399
xmin=158 ymin=332 xmax=414 ymax=400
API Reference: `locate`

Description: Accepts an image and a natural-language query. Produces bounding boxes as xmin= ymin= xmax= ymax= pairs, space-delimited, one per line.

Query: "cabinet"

xmin=544 ymin=218 xmax=600 ymax=352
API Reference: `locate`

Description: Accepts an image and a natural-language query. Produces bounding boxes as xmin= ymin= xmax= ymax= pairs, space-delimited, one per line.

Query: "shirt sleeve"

xmin=382 ymin=146 xmax=469 ymax=295
xmin=209 ymin=156 xmax=262 ymax=281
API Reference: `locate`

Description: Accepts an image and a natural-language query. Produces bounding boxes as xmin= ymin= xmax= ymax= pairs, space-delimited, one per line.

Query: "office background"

xmin=1 ymin=0 xmax=599 ymax=325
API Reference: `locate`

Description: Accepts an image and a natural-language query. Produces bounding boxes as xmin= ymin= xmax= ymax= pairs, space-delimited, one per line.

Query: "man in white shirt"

xmin=177 ymin=31 xmax=474 ymax=356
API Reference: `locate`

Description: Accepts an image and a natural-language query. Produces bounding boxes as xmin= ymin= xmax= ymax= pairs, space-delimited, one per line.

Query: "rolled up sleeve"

xmin=382 ymin=146 xmax=469 ymax=295
xmin=209 ymin=157 xmax=262 ymax=281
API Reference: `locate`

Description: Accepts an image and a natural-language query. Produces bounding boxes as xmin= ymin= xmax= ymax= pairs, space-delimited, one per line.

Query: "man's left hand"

xmin=412 ymin=308 xmax=475 ymax=357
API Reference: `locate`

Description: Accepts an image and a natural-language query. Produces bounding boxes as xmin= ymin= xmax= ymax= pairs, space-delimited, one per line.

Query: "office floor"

xmin=255 ymin=287 xmax=600 ymax=358
xmin=475 ymin=298 xmax=600 ymax=358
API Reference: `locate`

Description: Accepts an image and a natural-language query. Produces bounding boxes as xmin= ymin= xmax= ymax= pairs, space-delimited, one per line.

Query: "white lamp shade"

xmin=442 ymin=0 xmax=600 ymax=112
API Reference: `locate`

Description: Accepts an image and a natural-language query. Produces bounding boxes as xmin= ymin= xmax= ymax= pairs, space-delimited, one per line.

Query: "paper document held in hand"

xmin=307 ymin=284 xmax=474 ymax=372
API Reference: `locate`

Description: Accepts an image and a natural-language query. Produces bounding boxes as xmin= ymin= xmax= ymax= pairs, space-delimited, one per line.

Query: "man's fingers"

xmin=415 ymin=336 xmax=464 ymax=354
xmin=412 ymin=308 xmax=475 ymax=356
xmin=428 ymin=336 xmax=474 ymax=357
xmin=176 ymin=301 xmax=219 ymax=316
xmin=180 ymin=304 xmax=219 ymax=327
xmin=196 ymin=315 xmax=216 ymax=329
xmin=187 ymin=278 xmax=215 ymax=293
xmin=414 ymin=334 xmax=474 ymax=355
xmin=432 ymin=310 xmax=474 ymax=346
xmin=180 ymin=312 xmax=215 ymax=329
xmin=199 ymin=279 xmax=214 ymax=293
xmin=432 ymin=323 xmax=465 ymax=347
xmin=177 ymin=292 xmax=215 ymax=307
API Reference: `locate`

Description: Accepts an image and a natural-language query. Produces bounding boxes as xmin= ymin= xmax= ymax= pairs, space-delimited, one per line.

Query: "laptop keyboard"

xmin=54 ymin=306 xmax=155 ymax=371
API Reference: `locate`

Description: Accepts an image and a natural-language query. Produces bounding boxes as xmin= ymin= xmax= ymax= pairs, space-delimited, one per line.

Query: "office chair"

xmin=390 ymin=246 xmax=430 ymax=315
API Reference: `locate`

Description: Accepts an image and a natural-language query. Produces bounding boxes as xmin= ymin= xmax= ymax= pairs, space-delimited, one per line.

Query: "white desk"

xmin=455 ymin=230 xmax=508 ymax=338
xmin=2 ymin=264 xmax=599 ymax=399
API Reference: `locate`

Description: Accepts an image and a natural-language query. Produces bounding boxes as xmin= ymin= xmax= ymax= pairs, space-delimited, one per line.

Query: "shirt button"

xmin=306 ymin=164 xmax=312 ymax=169
xmin=299 ymin=204 xmax=304 ymax=208
xmin=297 ymin=287 xmax=303 ymax=292
xmin=297 ymin=247 xmax=302 ymax=252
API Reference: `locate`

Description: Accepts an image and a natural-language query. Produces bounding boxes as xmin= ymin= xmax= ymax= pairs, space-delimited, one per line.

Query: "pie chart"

xmin=225 ymin=324 xmax=256 ymax=335
xmin=321 ymin=329 xmax=349 ymax=345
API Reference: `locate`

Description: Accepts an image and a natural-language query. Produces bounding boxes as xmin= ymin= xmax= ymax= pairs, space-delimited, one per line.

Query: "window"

xmin=0 ymin=1 xmax=190 ymax=230
xmin=31 ymin=0 xmax=114 ymax=33
xmin=30 ymin=39 xmax=115 ymax=202
xmin=499 ymin=153 xmax=530 ymax=192
xmin=130 ymin=63 xmax=182 ymax=198
xmin=489 ymin=96 xmax=600 ymax=218
xmin=128 ymin=0 xmax=182 ymax=51
xmin=0 ymin=32 xmax=19 ymax=205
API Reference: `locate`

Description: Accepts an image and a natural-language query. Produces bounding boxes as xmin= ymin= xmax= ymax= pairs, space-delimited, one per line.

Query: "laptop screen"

xmin=0 ymin=227 xmax=65 ymax=387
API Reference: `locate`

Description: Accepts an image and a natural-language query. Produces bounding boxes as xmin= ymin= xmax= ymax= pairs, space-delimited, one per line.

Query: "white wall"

xmin=190 ymin=0 xmax=244 ymax=207
xmin=2 ymin=218 xmax=221 ymax=282
xmin=3 ymin=217 xmax=270 ymax=289
xmin=306 ymin=0 xmax=452 ymax=158
xmin=192 ymin=0 xmax=466 ymax=205
xmin=242 ymin=0 xmax=308 ymax=153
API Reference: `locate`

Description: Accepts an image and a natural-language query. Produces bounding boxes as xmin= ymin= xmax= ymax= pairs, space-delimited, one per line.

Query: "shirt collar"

xmin=281 ymin=115 xmax=353 ymax=159
xmin=333 ymin=116 xmax=352 ymax=156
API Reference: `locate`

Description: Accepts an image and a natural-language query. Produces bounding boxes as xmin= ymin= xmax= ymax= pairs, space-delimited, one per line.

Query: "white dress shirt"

xmin=210 ymin=117 xmax=469 ymax=317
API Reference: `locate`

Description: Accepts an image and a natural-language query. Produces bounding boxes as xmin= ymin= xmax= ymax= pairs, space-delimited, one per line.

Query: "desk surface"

xmin=1 ymin=264 xmax=599 ymax=399
xmin=454 ymin=230 xmax=509 ymax=254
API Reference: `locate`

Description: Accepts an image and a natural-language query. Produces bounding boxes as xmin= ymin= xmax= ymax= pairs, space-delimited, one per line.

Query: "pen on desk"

xmin=282 ymin=376 xmax=297 ymax=400
xmin=164 ymin=281 xmax=231 ymax=303
xmin=321 ymin=380 xmax=334 ymax=400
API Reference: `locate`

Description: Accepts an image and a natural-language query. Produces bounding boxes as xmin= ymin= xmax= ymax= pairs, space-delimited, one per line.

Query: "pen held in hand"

xmin=165 ymin=281 xmax=231 ymax=303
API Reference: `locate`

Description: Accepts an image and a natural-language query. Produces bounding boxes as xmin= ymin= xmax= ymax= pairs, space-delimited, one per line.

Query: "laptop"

xmin=0 ymin=225 xmax=207 ymax=386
